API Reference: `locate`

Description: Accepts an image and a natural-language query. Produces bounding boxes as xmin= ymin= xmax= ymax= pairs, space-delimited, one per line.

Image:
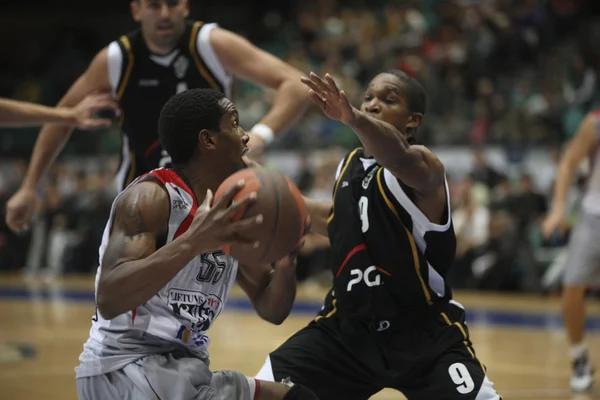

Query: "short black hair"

xmin=158 ymin=88 xmax=226 ymax=166
xmin=384 ymin=69 xmax=427 ymax=115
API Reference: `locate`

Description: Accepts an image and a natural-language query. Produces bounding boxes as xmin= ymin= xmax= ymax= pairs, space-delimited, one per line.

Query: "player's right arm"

xmin=97 ymin=180 xmax=262 ymax=320
xmin=542 ymin=113 xmax=599 ymax=238
xmin=5 ymin=47 xmax=113 ymax=233
xmin=301 ymin=72 xmax=445 ymax=193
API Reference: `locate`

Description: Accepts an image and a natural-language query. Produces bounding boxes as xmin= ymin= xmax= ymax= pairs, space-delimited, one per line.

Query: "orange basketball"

xmin=213 ymin=167 xmax=307 ymax=266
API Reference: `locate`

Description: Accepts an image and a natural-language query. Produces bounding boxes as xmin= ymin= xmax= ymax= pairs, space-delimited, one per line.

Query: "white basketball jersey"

xmin=76 ymin=168 xmax=238 ymax=378
xmin=581 ymin=111 xmax=600 ymax=216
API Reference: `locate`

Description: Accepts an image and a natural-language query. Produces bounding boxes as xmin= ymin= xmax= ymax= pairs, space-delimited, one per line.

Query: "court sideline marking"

xmin=2 ymin=285 xmax=600 ymax=331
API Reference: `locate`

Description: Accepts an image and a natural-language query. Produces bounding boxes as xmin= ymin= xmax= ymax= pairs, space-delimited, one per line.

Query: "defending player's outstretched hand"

xmin=186 ymin=180 xmax=263 ymax=254
xmin=301 ymin=72 xmax=357 ymax=125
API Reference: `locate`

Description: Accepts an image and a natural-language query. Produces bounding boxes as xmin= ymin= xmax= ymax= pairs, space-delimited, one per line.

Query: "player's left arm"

xmin=210 ymin=28 xmax=309 ymax=147
xmin=237 ymin=258 xmax=297 ymax=325
xmin=348 ymin=112 xmax=445 ymax=193
xmin=236 ymin=214 xmax=310 ymax=325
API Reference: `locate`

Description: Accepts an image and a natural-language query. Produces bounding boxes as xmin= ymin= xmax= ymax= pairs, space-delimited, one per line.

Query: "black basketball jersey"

xmin=108 ymin=21 xmax=230 ymax=190
xmin=321 ymin=148 xmax=456 ymax=321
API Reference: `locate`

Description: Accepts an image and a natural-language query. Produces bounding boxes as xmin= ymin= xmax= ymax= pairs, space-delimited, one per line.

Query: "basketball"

xmin=214 ymin=167 xmax=307 ymax=266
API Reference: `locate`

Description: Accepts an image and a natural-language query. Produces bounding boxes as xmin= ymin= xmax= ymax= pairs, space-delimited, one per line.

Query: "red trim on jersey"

xmin=131 ymin=308 xmax=137 ymax=324
xmin=335 ymin=244 xmax=367 ymax=278
xmin=253 ymin=379 xmax=261 ymax=400
xmin=148 ymin=169 xmax=199 ymax=240
xmin=149 ymin=169 xmax=196 ymax=201
xmin=174 ymin=211 xmax=195 ymax=240
xmin=376 ymin=266 xmax=392 ymax=277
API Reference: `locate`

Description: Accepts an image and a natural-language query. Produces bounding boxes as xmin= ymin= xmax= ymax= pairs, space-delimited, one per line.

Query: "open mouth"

xmin=240 ymin=148 xmax=249 ymax=168
xmin=156 ymin=23 xmax=174 ymax=33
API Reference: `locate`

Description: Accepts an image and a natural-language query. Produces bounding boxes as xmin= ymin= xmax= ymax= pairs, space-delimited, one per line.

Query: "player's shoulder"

xmin=147 ymin=168 xmax=179 ymax=184
xmin=117 ymin=178 xmax=168 ymax=205
xmin=107 ymin=181 xmax=169 ymax=239
xmin=103 ymin=28 xmax=145 ymax=64
xmin=340 ymin=147 xmax=365 ymax=167
xmin=343 ymin=147 xmax=364 ymax=161
xmin=146 ymin=168 xmax=193 ymax=195
xmin=188 ymin=19 xmax=221 ymax=39
xmin=114 ymin=177 xmax=170 ymax=226
xmin=335 ymin=147 xmax=364 ymax=177
xmin=104 ymin=27 xmax=142 ymax=60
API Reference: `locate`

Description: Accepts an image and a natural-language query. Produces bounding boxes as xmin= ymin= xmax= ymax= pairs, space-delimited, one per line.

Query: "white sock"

xmin=570 ymin=342 xmax=588 ymax=360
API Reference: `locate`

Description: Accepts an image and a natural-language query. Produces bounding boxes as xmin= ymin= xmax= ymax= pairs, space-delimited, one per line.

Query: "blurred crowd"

xmin=239 ymin=0 xmax=600 ymax=149
xmin=1 ymin=0 xmax=600 ymax=294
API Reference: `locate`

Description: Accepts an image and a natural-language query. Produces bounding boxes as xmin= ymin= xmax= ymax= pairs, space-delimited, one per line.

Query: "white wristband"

xmin=250 ymin=123 xmax=275 ymax=144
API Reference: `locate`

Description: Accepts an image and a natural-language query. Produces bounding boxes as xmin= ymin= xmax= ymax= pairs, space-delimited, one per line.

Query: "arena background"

xmin=3 ymin=0 xmax=600 ymax=399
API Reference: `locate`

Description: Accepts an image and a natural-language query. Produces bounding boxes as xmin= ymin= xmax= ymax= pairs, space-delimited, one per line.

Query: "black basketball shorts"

xmin=256 ymin=301 xmax=501 ymax=400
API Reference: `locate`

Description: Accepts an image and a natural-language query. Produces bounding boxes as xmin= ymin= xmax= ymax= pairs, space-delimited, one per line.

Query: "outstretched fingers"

xmin=324 ymin=73 xmax=341 ymax=96
xmin=309 ymin=72 xmax=331 ymax=93
xmin=307 ymin=89 xmax=327 ymax=108
xmin=300 ymin=76 xmax=323 ymax=95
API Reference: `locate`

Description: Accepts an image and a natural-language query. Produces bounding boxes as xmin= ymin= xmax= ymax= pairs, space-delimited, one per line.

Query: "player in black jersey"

xmin=6 ymin=0 xmax=309 ymax=234
xmin=255 ymin=71 xmax=502 ymax=400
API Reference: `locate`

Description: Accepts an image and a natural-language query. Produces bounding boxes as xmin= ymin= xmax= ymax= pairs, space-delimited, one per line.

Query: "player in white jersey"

xmin=543 ymin=109 xmax=600 ymax=392
xmin=75 ymin=88 xmax=326 ymax=400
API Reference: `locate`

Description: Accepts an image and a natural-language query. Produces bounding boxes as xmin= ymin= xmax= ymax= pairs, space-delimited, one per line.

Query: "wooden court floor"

xmin=2 ymin=276 xmax=600 ymax=399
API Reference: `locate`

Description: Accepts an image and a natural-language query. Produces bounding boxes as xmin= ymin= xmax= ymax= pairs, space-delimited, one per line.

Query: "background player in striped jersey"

xmin=256 ymin=71 xmax=501 ymax=399
xmin=76 ymin=88 xmax=322 ymax=400
xmin=542 ymin=109 xmax=600 ymax=392
xmin=6 ymin=0 xmax=309 ymax=234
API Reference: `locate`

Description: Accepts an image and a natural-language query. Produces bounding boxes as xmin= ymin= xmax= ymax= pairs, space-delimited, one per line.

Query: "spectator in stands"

xmin=470 ymin=148 xmax=505 ymax=189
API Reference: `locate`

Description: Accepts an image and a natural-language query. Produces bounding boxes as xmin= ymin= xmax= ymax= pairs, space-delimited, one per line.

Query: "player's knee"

xmin=282 ymin=383 xmax=319 ymax=400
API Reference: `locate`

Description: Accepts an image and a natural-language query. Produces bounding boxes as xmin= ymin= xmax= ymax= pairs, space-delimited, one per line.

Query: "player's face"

xmin=360 ymin=73 xmax=421 ymax=138
xmin=215 ymin=99 xmax=250 ymax=175
xmin=131 ymin=0 xmax=189 ymax=50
